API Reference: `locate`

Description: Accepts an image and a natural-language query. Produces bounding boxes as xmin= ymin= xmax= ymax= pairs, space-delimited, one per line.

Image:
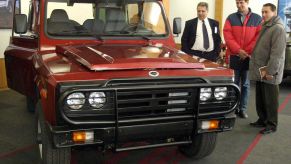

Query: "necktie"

xmin=202 ymin=20 xmax=209 ymax=50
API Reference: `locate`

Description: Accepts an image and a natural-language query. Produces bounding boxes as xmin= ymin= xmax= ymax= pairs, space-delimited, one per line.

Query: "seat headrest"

xmin=106 ymin=8 xmax=125 ymax=22
xmin=50 ymin=9 xmax=69 ymax=22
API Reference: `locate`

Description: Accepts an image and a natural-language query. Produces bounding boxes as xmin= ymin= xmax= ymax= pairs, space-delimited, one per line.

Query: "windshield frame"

xmin=43 ymin=0 xmax=170 ymax=40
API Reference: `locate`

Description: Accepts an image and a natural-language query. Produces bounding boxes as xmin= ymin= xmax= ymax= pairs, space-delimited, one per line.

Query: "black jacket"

xmin=181 ymin=18 xmax=221 ymax=61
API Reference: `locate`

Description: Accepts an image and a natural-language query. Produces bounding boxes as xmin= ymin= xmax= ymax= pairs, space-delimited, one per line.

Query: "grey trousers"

xmin=255 ymin=81 xmax=279 ymax=128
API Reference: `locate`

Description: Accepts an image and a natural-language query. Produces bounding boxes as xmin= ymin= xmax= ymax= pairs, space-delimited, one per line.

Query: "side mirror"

xmin=14 ymin=14 xmax=28 ymax=34
xmin=173 ymin=17 xmax=181 ymax=37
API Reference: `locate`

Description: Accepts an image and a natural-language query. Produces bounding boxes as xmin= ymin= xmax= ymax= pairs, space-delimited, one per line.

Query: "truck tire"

xmin=178 ymin=132 xmax=217 ymax=159
xmin=35 ymin=101 xmax=71 ymax=164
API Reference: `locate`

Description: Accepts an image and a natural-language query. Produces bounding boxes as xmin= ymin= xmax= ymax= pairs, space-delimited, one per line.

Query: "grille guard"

xmin=58 ymin=81 xmax=240 ymax=125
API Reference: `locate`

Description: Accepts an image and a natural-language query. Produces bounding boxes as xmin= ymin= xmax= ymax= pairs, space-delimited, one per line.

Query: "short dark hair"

xmin=236 ymin=0 xmax=249 ymax=3
xmin=197 ymin=2 xmax=208 ymax=11
xmin=263 ymin=3 xmax=276 ymax=12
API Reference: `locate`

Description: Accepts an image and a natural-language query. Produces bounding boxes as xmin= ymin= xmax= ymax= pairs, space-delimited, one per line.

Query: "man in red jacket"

xmin=223 ymin=0 xmax=262 ymax=118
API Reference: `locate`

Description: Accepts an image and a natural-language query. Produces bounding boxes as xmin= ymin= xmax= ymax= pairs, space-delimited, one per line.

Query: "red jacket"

xmin=223 ymin=10 xmax=262 ymax=64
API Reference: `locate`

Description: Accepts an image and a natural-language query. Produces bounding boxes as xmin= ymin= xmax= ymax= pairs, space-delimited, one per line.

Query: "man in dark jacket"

xmin=181 ymin=2 xmax=221 ymax=62
xmin=249 ymin=3 xmax=286 ymax=134
xmin=223 ymin=0 xmax=262 ymax=118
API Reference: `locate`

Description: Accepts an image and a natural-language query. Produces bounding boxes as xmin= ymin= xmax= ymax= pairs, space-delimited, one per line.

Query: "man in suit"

xmin=181 ymin=2 xmax=221 ymax=62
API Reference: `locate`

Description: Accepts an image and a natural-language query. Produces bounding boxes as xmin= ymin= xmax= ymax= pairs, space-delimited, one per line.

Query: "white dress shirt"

xmin=191 ymin=18 xmax=214 ymax=52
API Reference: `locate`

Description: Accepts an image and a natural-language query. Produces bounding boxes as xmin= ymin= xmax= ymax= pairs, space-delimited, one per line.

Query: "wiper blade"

xmin=135 ymin=35 xmax=151 ymax=41
xmin=48 ymin=29 xmax=91 ymax=36
xmin=93 ymin=34 xmax=104 ymax=43
xmin=134 ymin=34 xmax=153 ymax=46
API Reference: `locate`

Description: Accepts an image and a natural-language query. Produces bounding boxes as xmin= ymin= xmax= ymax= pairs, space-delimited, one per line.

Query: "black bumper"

xmin=49 ymin=114 xmax=236 ymax=151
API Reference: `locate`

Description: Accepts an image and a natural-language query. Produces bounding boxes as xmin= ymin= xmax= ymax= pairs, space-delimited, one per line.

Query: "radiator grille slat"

xmin=116 ymin=88 xmax=196 ymax=119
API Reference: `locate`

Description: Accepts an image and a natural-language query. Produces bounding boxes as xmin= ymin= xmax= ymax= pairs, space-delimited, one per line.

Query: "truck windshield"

xmin=45 ymin=0 xmax=168 ymax=38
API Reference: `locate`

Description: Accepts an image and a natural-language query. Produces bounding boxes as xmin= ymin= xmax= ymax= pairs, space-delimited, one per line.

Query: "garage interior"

xmin=1 ymin=0 xmax=291 ymax=163
xmin=0 ymin=79 xmax=290 ymax=164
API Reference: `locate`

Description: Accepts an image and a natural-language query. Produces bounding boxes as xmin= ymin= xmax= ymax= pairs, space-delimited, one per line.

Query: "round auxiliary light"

xmin=66 ymin=92 xmax=85 ymax=110
xmin=200 ymin=88 xmax=212 ymax=101
xmin=214 ymin=87 xmax=227 ymax=100
xmin=88 ymin=92 xmax=106 ymax=109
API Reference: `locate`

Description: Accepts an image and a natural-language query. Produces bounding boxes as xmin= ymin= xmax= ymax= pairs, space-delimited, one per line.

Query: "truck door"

xmin=4 ymin=0 xmax=39 ymax=97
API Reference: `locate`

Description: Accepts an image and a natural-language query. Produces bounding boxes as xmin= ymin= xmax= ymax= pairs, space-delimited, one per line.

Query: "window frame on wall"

xmin=277 ymin=0 xmax=291 ymax=33
xmin=0 ymin=0 xmax=20 ymax=29
xmin=12 ymin=0 xmax=40 ymax=38
xmin=11 ymin=0 xmax=39 ymax=49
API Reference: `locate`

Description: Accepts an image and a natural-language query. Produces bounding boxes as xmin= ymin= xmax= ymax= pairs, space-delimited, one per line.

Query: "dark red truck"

xmin=4 ymin=0 xmax=240 ymax=163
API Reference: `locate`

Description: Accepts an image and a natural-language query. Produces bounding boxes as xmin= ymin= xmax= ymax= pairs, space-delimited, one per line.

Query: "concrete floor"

xmin=0 ymin=78 xmax=291 ymax=164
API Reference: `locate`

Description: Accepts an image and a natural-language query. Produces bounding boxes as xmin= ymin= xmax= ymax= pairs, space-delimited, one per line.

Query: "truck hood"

xmin=55 ymin=44 xmax=205 ymax=71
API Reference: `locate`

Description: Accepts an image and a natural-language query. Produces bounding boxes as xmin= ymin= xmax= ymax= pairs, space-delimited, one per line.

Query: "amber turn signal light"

xmin=72 ymin=131 xmax=94 ymax=143
xmin=72 ymin=131 xmax=86 ymax=142
xmin=201 ymin=120 xmax=220 ymax=130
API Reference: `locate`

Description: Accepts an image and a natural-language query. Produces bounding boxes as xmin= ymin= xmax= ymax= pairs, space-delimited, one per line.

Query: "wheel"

xmin=179 ymin=133 xmax=217 ymax=159
xmin=26 ymin=96 xmax=36 ymax=113
xmin=35 ymin=101 xmax=71 ymax=164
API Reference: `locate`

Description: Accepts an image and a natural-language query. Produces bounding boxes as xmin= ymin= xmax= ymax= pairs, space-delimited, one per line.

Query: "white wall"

xmin=169 ymin=0 xmax=279 ymax=44
xmin=0 ymin=0 xmax=29 ymax=58
xmin=0 ymin=30 xmax=12 ymax=58
xmin=222 ymin=0 xmax=278 ymax=41
xmin=169 ymin=0 xmax=215 ymax=43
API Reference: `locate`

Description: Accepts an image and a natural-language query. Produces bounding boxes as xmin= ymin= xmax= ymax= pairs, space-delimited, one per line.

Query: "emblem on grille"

xmin=149 ymin=71 xmax=159 ymax=77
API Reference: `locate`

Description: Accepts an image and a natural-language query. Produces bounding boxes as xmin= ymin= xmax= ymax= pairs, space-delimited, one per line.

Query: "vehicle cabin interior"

xmin=45 ymin=0 xmax=166 ymax=36
xmin=46 ymin=5 xmax=138 ymax=35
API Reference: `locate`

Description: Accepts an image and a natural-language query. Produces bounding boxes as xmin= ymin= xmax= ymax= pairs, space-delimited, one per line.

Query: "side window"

xmin=126 ymin=4 xmax=139 ymax=25
xmin=143 ymin=2 xmax=165 ymax=34
xmin=125 ymin=2 xmax=166 ymax=34
xmin=98 ymin=8 xmax=106 ymax=23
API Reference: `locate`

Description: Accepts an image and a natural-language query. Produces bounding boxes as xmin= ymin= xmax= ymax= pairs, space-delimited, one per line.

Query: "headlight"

xmin=66 ymin=92 xmax=85 ymax=110
xmin=88 ymin=92 xmax=106 ymax=109
xmin=200 ymin=88 xmax=212 ymax=101
xmin=214 ymin=87 xmax=227 ymax=100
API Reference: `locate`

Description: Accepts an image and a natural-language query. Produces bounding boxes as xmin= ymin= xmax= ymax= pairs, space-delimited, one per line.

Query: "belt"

xmin=195 ymin=50 xmax=209 ymax=54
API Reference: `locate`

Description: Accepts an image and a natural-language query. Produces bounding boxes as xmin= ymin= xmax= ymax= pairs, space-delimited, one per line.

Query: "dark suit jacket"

xmin=181 ymin=18 xmax=221 ymax=61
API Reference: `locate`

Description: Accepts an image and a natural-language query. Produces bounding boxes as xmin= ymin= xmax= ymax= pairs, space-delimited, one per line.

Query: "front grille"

xmin=116 ymin=88 xmax=198 ymax=119
xmin=59 ymin=78 xmax=240 ymax=125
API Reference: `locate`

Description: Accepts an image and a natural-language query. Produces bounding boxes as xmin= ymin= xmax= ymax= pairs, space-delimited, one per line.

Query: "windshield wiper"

xmin=136 ymin=35 xmax=151 ymax=41
xmin=48 ymin=29 xmax=91 ymax=36
xmin=135 ymin=34 xmax=152 ymax=45
xmin=93 ymin=34 xmax=104 ymax=43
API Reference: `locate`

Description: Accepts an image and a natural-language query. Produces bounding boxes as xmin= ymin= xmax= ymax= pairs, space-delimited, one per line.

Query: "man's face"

xmin=262 ymin=6 xmax=276 ymax=22
xmin=197 ymin=6 xmax=208 ymax=20
xmin=236 ymin=0 xmax=248 ymax=13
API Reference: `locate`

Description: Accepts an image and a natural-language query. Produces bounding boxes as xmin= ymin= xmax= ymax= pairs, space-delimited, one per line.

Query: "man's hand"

xmin=261 ymin=70 xmax=274 ymax=80
xmin=238 ymin=49 xmax=249 ymax=60
xmin=264 ymin=74 xmax=274 ymax=80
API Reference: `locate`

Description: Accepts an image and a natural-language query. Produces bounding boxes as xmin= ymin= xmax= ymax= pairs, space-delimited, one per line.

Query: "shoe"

xmin=260 ymin=127 xmax=277 ymax=134
xmin=235 ymin=109 xmax=240 ymax=115
xmin=238 ymin=111 xmax=248 ymax=119
xmin=250 ymin=121 xmax=266 ymax=128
